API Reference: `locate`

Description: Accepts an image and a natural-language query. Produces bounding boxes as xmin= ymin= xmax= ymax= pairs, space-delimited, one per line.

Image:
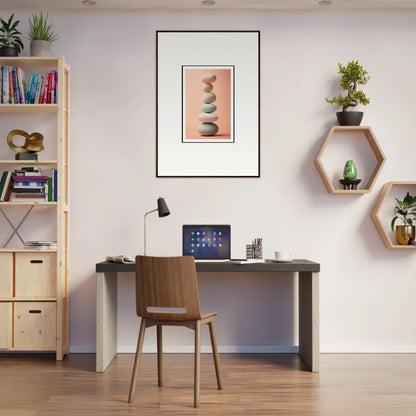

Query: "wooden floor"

xmin=0 ymin=353 xmax=415 ymax=416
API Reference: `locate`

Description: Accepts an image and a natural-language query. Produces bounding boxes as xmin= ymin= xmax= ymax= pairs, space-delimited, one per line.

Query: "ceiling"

xmin=1 ymin=0 xmax=416 ymax=11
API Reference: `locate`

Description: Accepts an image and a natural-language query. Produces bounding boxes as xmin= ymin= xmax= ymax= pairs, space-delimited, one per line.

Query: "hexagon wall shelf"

xmin=371 ymin=181 xmax=416 ymax=250
xmin=314 ymin=126 xmax=386 ymax=194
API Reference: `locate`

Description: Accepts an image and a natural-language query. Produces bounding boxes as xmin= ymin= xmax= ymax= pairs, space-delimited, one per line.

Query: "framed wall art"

xmin=156 ymin=31 xmax=260 ymax=177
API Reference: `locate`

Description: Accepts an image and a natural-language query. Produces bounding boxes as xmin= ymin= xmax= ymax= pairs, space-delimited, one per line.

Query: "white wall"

xmin=2 ymin=9 xmax=416 ymax=353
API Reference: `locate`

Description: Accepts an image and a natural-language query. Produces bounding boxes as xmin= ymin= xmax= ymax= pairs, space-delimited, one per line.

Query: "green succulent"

xmin=326 ymin=60 xmax=370 ymax=111
xmin=391 ymin=192 xmax=416 ymax=231
xmin=0 ymin=14 xmax=24 ymax=53
xmin=27 ymin=12 xmax=59 ymax=43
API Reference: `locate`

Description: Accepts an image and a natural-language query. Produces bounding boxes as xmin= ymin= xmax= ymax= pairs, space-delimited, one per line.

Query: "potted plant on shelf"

xmin=391 ymin=192 xmax=416 ymax=245
xmin=0 ymin=14 xmax=24 ymax=56
xmin=27 ymin=12 xmax=58 ymax=57
xmin=326 ymin=60 xmax=370 ymax=126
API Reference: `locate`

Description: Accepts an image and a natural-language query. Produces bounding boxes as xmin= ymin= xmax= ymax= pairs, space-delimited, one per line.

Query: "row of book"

xmin=0 ymin=167 xmax=57 ymax=202
xmin=0 ymin=65 xmax=58 ymax=104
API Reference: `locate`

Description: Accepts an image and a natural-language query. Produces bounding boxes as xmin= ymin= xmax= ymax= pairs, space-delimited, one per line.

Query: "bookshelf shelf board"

xmin=0 ymin=297 xmax=57 ymax=302
xmin=0 ymin=57 xmax=59 ymax=67
xmin=0 ymin=202 xmax=57 ymax=206
xmin=0 ymin=160 xmax=57 ymax=166
xmin=0 ymin=104 xmax=58 ymax=113
xmin=0 ymin=248 xmax=57 ymax=253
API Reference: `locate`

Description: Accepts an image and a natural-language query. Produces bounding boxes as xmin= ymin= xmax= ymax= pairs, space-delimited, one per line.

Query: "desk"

xmin=96 ymin=259 xmax=320 ymax=373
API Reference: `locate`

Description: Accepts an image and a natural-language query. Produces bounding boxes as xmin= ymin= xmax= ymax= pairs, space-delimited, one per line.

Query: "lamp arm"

xmin=144 ymin=208 xmax=158 ymax=256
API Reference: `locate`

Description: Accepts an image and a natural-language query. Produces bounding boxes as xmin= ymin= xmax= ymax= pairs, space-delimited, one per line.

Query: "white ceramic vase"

xmin=30 ymin=40 xmax=51 ymax=57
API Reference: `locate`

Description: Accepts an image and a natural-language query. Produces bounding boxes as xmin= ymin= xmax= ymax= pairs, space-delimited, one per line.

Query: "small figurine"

xmin=339 ymin=160 xmax=361 ymax=190
xmin=7 ymin=129 xmax=44 ymax=160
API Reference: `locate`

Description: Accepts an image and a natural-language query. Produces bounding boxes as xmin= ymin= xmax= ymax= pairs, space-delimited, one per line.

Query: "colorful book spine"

xmin=54 ymin=70 xmax=58 ymax=104
xmin=8 ymin=67 xmax=14 ymax=104
xmin=16 ymin=66 xmax=25 ymax=103
xmin=13 ymin=175 xmax=48 ymax=181
xmin=47 ymin=176 xmax=52 ymax=202
xmin=34 ymin=75 xmax=43 ymax=104
xmin=12 ymin=67 xmax=20 ymax=104
xmin=0 ymin=172 xmax=13 ymax=201
xmin=0 ymin=171 xmax=7 ymax=195
xmin=2 ymin=66 xmax=9 ymax=103
xmin=53 ymin=168 xmax=57 ymax=202
xmin=42 ymin=75 xmax=49 ymax=104
xmin=0 ymin=66 xmax=2 ymax=102
xmin=25 ymin=73 xmax=35 ymax=103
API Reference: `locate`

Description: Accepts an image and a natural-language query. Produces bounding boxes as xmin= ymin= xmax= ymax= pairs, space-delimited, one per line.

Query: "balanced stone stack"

xmin=197 ymin=73 xmax=219 ymax=136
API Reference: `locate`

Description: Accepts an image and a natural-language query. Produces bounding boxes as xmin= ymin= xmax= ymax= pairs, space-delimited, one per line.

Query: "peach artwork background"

xmin=183 ymin=67 xmax=232 ymax=141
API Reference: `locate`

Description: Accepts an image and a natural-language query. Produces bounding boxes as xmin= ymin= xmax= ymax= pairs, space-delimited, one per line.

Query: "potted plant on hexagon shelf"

xmin=326 ymin=60 xmax=370 ymax=126
xmin=391 ymin=192 xmax=416 ymax=245
xmin=0 ymin=14 xmax=24 ymax=56
xmin=27 ymin=12 xmax=59 ymax=57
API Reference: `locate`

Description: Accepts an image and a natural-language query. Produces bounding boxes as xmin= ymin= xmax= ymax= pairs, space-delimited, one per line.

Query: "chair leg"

xmin=128 ymin=318 xmax=146 ymax=403
xmin=194 ymin=320 xmax=201 ymax=408
xmin=208 ymin=320 xmax=223 ymax=390
xmin=157 ymin=324 xmax=163 ymax=387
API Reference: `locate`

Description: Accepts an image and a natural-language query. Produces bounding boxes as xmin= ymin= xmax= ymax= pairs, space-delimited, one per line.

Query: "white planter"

xmin=30 ymin=40 xmax=51 ymax=57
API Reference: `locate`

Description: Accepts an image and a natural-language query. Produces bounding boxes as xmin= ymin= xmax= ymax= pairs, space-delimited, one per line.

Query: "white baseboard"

xmin=69 ymin=345 xmax=96 ymax=353
xmin=69 ymin=344 xmax=416 ymax=354
xmin=321 ymin=345 xmax=416 ymax=353
xmin=117 ymin=345 xmax=299 ymax=354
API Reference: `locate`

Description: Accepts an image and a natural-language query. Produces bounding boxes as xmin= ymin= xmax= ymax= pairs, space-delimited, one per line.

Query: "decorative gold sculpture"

xmin=7 ymin=129 xmax=44 ymax=155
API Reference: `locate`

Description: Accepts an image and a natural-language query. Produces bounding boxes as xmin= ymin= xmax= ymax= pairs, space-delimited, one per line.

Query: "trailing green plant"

xmin=27 ymin=12 xmax=58 ymax=43
xmin=391 ymin=192 xmax=416 ymax=231
xmin=0 ymin=14 xmax=24 ymax=53
xmin=326 ymin=60 xmax=370 ymax=111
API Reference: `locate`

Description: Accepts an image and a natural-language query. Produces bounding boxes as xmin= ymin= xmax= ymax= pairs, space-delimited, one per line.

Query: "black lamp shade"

xmin=157 ymin=197 xmax=170 ymax=217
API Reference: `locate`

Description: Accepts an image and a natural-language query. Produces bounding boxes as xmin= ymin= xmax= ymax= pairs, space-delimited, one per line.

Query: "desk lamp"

xmin=144 ymin=197 xmax=170 ymax=255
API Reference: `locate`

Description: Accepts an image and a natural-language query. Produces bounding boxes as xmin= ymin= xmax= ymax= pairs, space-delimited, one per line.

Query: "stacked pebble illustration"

xmin=197 ymin=73 xmax=219 ymax=136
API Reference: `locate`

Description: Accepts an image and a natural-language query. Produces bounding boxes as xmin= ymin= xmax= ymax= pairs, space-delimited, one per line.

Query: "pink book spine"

xmin=50 ymin=71 xmax=55 ymax=104
xmin=42 ymin=74 xmax=49 ymax=104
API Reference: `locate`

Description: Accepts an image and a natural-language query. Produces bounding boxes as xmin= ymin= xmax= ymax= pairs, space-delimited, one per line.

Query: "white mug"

xmin=274 ymin=250 xmax=292 ymax=261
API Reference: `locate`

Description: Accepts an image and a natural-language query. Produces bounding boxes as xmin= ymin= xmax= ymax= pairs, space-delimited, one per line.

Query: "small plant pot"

xmin=30 ymin=40 xmax=51 ymax=57
xmin=396 ymin=225 xmax=415 ymax=245
xmin=336 ymin=111 xmax=363 ymax=126
xmin=0 ymin=47 xmax=19 ymax=56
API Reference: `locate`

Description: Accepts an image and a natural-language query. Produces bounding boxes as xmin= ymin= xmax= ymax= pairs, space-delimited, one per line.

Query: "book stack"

xmin=24 ymin=240 xmax=57 ymax=250
xmin=0 ymin=66 xmax=58 ymax=104
xmin=7 ymin=167 xmax=57 ymax=202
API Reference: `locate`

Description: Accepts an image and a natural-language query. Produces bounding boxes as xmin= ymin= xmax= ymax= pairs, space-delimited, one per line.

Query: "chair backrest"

xmin=135 ymin=255 xmax=202 ymax=321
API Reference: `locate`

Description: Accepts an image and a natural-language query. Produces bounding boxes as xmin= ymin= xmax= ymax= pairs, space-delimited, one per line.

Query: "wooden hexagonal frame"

xmin=371 ymin=181 xmax=416 ymax=250
xmin=314 ymin=126 xmax=386 ymax=194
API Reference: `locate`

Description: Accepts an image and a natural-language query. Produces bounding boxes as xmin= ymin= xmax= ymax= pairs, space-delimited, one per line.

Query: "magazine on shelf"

xmin=106 ymin=255 xmax=135 ymax=264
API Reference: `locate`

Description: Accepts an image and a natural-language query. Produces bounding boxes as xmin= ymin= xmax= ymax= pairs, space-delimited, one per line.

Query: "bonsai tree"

xmin=326 ymin=60 xmax=370 ymax=111
xmin=27 ymin=12 xmax=59 ymax=43
xmin=0 ymin=14 xmax=24 ymax=54
xmin=391 ymin=192 xmax=416 ymax=231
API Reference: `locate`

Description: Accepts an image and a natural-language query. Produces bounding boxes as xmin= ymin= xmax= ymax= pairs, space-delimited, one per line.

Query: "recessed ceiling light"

xmin=318 ymin=0 xmax=333 ymax=5
xmin=202 ymin=0 xmax=215 ymax=6
xmin=82 ymin=0 xmax=96 ymax=5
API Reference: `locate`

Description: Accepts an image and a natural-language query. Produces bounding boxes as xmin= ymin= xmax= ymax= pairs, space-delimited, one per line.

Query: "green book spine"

xmin=47 ymin=177 xmax=52 ymax=202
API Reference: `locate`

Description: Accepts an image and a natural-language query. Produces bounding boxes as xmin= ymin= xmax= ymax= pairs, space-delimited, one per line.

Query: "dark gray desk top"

xmin=96 ymin=259 xmax=320 ymax=273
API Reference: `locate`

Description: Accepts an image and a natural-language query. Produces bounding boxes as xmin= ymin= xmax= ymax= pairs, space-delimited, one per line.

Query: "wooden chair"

xmin=128 ymin=255 xmax=223 ymax=408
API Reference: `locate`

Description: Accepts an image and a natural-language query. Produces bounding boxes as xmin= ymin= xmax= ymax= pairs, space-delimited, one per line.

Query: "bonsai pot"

xmin=396 ymin=225 xmax=415 ymax=245
xmin=336 ymin=111 xmax=363 ymax=126
xmin=30 ymin=40 xmax=51 ymax=57
xmin=0 ymin=47 xmax=18 ymax=56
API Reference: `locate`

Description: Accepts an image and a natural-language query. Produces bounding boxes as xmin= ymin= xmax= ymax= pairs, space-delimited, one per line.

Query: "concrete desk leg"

xmin=96 ymin=271 xmax=118 ymax=372
xmin=298 ymin=271 xmax=319 ymax=372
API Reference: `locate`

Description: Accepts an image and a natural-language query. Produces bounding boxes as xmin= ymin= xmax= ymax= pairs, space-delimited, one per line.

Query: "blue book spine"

xmin=53 ymin=169 xmax=57 ymax=202
xmin=30 ymin=75 xmax=40 ymax=104
xmin=2 ymin=66 xmax=9 ymax=104
xmin=25 ymin=74 xmax=35 ymax=103
xmin=12 ymin=67 xmax=20 ymax=104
